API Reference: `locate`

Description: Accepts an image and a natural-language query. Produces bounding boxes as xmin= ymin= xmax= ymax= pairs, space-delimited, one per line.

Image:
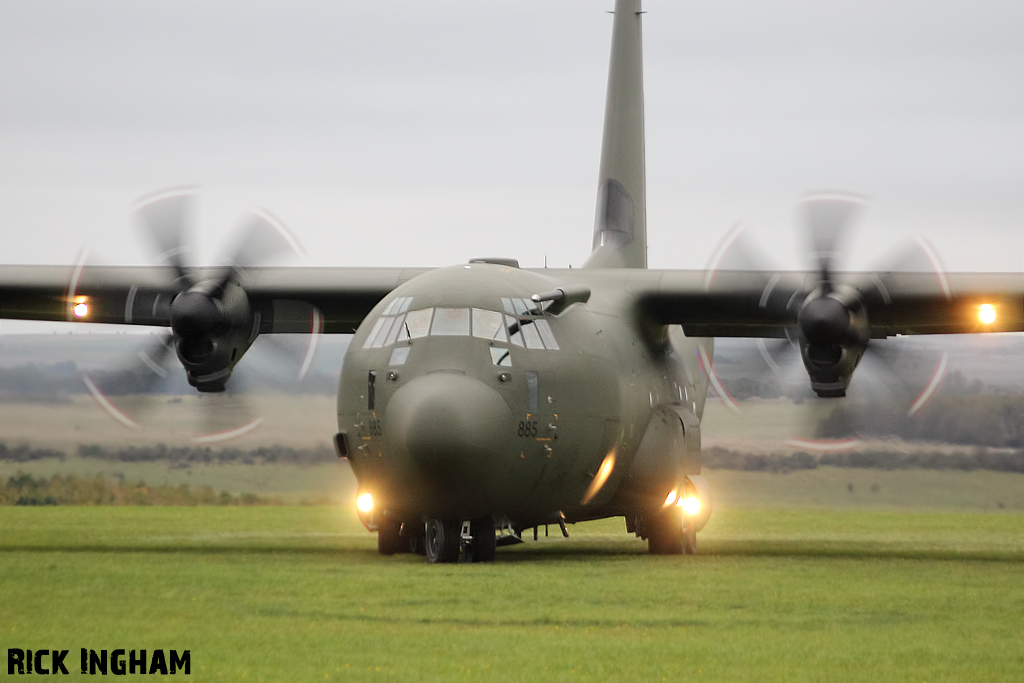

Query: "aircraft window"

xmin=382 ymin=296 xmax=413 ymax=316
xmin=384 ymin=313 xmax=406 ymax=346
xmin=402 ymin=309 xmax=432 ymax=339
xmin=367 ymin=370 xmax=377 ymax=410
xmin=501 ymin=298 xmax=515 ymax=315
xmin=389 ymin=347 xmax=410 ymax=366
xmin=522 ymin=321 xmax=544 ymax=349
xmin=489 ymin=347 xmax=512 ymax=367
xmin=431 ymin=308 xmax=470 ymax=336
xmin=361 ymin=317 xmax=387 ymax=349
xmin=472 ymin=308 xmax=506 ymax=342
xmin=512 ymin=298 xmax=529 ymax=316
xmin=535 ymin=319 xmax=559 ymax=350
xmin=505 ymin=315 xmax=524 ymax=347
xmin=371 ymin=317 xmax=395 ymax=348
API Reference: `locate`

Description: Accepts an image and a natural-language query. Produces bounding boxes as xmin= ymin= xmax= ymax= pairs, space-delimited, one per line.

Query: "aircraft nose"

xmin=386 ymin=372 xmax=511 ymax=511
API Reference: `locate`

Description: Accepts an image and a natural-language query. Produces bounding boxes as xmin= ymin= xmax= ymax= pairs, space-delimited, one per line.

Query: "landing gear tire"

xmin=465 ymin=517 xmax=496 ymax=563
xmin=646 ymin=507 xmax=684 ymax=555
xmin=683 ymin=526 xmax=697 ymax=555
xmin=377 ymin=520 xmax=404 ymax=556
xmin=425 ymin=519 xmax=461 ymax=564
xmin=403 ymin=523 xmax=426 ymax=555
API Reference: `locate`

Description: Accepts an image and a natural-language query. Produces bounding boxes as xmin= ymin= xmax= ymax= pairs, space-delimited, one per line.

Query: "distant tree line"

xmin=0 ymin=361 xmax=337 ymax=402
xmin=0 ymin=442 xmax=336 ymax=465
xmin=816 ymin=392 xmax=1024 ymax=448
xmin=704 ymin=446 xmax=1024 ymax=474
xmin=1 ymin=472 xmax=278 ymax=506
xmin=77 ymin=443 xmax=335 ymax=465
xmin=0 ymin=443 xmax=66 ymax=462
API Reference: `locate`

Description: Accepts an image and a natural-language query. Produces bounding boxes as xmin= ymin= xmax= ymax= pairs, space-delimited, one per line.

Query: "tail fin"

xmin=584 ymin=0 xmax=647 ymax=270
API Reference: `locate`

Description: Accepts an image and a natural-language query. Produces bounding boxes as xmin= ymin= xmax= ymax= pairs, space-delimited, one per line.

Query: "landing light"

xmin=73 ymin=299 xmax=89 ymax=318
xmin=979 ymin=304 xmax=996 ymax=325
xmin=680 ymin=496 xmax=701 ymax=516
xmin=356 ymin=492 xmax=374 ymax=513
xmin=664 ymin=490 xmax=678 ymax=507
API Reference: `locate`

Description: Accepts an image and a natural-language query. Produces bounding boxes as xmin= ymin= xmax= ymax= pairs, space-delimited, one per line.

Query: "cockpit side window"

xmin=402 ymin=309 xmax=433 ymax=339
xmin=384 ymin=313 xmax=406 ymax=346
xmin=535 ymin=319 xmax=559 ymax=350
xmin=505 ymin=314 xmax=525 ymax=347
xmin=521 ymin=320 xmax=544 ymax=349
xmin=472 ymin=308 xmax=506 ymax=342
xmin=361 ymin=317 xmax=387 ymax=349
xmin=370 ymin=317 xmax=395 ymax=348
xmin=489 ymin=347 xmax=512 ymax=367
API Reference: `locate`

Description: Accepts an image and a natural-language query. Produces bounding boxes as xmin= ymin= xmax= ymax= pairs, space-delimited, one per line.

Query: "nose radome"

xmin=387 ymin=372 xmax=511 ymax=480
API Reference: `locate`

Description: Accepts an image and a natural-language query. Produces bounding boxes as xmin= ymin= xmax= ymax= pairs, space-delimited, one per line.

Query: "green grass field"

xmin=3 ymin=506 xmax=1024 ymax=682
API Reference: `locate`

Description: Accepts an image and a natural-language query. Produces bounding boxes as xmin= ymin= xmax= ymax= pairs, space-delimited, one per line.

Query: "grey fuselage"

xmin=337 ymin=263 xmax=711 ymax=530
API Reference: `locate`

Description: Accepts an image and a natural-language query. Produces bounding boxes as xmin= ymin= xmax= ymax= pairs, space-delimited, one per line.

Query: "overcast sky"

xmin=2 ymin=0 xmax=1023 ymax=286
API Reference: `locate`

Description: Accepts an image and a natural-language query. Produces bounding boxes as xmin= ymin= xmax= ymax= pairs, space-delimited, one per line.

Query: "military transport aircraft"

xmin=1 ymin=0 xmax=1022 ymax=562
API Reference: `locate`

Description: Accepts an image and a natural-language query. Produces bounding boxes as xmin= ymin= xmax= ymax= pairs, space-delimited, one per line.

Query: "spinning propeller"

xmin=81 ymin=188 xmax=314 ymax=441
xmin=705 ymin=192 xmax=949 ymax=424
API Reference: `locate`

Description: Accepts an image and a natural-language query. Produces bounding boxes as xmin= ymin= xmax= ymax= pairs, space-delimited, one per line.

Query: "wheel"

xmin=465 ymin=517 xmax=496 ymax=563
xmin=683 ymin=526 xmax=697 ymax=555
xmin=424 ymin=518 xmax=461 ymax=563
xmin=403 ymin=523 xmax=426 ymax=555
xmin=646 ymin=507 xmax=684 ymax=555
xmin=377 ymin=520 xmax=404 ymax=556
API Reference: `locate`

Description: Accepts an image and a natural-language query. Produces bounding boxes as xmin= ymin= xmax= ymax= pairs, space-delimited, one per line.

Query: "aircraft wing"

xmin=624 ymin=269 xmax=1024 ymax=339
xmin=0 ymin=265 xmax=429 ymax=334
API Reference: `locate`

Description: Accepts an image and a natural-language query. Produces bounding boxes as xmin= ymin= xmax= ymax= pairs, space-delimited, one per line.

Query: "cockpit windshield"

xmin=362 ymin=297 xmax=559 ymax=363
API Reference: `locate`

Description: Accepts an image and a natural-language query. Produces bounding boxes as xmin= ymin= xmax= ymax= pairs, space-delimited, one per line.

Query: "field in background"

xmin=2 ymin=507 xmax=1023 ymax=682
xmin=5 ymin=456 xmax=1024 ymax=511
xmin=2 ymin=393 xmax=1022 ymax=509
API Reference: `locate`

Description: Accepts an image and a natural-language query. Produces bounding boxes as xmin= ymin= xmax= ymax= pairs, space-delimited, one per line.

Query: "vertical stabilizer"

xmin=584 ymin=0 xmax=647 ymax=269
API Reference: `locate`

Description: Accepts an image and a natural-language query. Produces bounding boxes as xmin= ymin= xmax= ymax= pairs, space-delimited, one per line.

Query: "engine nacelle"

xmin=171 ymin=280 xmax=258 ymax=392
xmin=797 ymin=285 xmax=869 ymax=398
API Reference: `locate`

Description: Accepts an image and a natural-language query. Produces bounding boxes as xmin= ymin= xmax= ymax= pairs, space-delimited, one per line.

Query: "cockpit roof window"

xmin=383 ymin=296 xmax=413 ymax=316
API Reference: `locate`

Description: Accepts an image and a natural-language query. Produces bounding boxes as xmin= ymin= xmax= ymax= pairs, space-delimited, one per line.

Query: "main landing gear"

xmin=640 ymin=506 xmax=697 ymax=555
xmin=421 ymin=517 xmax=496 ymax=564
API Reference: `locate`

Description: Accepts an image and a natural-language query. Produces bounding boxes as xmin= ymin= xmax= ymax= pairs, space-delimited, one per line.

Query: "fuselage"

xmin=337 ymin=262 xmax=711 ymax=531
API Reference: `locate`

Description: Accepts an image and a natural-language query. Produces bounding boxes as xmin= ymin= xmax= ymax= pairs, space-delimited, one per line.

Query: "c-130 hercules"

xmin=1 ymin=0 xmax=1022 ymax=562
